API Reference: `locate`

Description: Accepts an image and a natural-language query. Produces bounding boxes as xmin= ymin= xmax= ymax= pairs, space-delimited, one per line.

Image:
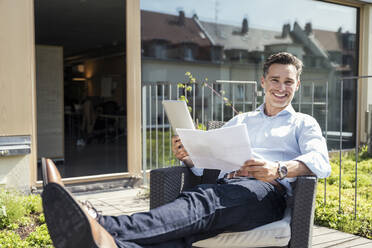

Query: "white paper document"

xmin=176 ymin=124 xmax=252 ymax=172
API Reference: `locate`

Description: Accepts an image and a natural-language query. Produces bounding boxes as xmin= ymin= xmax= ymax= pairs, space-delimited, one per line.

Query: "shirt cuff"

xmin=189 ymin=166 xmax=204 ymax=176
xmin=294 ymin=152 xmax=331 ymax=179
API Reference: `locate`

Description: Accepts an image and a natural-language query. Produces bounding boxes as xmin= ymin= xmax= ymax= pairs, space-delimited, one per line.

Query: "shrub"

xmin=0 ymin=190 xmax=28 ymax=229
xmin=0 ymin=190 xmax=52 ymax=247
xmin=0 ymin=230 xmax=29 ymax=247
xmin=25 ymin=224 xmax=53 ymax=247
xmin=23 ymin=194 xmax=43 ymax=214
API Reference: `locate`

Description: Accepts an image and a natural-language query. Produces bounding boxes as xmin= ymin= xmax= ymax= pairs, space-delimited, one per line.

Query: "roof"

xmin=141 ymin=10 xmax=211 ymax=46
xmin=199 ymin=21 xmax=293 ymax=51
xmin=312 ymin=29 xmax=343 ymax=52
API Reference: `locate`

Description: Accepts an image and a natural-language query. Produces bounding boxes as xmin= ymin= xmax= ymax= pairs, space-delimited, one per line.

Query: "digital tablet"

xmin=162 ymin=100 xmax=195 ymax=135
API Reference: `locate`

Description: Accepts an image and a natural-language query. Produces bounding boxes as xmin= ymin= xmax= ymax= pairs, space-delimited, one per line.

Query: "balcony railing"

xmin=141 ymin=80 xmax=258 ymax=175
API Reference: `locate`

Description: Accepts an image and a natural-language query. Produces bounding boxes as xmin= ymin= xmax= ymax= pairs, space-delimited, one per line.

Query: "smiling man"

xmin=42 ymin=52 xmax=331 ymax=248
xmin=262 ymin=62 xmax=300 ymax=116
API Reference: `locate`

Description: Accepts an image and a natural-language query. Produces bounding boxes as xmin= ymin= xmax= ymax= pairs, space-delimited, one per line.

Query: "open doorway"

xmin=34 ymin=0 xmax=127 ymax=179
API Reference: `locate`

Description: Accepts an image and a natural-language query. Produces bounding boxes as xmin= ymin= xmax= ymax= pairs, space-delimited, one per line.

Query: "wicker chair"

xmin=150 ymin=121 xmax=317 ymax=248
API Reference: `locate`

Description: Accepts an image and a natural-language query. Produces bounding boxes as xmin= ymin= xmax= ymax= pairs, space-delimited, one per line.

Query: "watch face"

xmin=281 ymin=166 xmax=288 ymax=176
xmin=279 ymin=163 xmax=288 ymax=179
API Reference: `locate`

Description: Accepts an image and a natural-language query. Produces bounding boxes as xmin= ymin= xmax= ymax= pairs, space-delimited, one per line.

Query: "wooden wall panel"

xmin=0 ymin=0 xmax=37 ymax=186
xmin=359 ymin=5 xmax=372 ymax=143
xmin=126 ymin=0 xmax=142 ymax=176
xmin=0 ymin=0 xmax=35 ymax=136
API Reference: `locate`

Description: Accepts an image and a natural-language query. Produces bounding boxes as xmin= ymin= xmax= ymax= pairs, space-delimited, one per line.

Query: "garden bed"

xmin=315 ymin=146 xmax=372 ymax=239
xmin=0 ymin=190 xmax=52 ymax=247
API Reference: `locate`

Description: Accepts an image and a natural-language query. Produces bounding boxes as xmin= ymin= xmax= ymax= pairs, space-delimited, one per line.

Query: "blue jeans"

xmin=100 ymin=178 xmax=286 ymax=248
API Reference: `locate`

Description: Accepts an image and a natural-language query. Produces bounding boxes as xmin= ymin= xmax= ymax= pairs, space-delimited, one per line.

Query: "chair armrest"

xmin=200 ymin=169 xmax=221 ymax=184
xmin=150 ymin=166 xmax=201 ymax=209
xmin=289 ymin=176 xmax=317 ymax=248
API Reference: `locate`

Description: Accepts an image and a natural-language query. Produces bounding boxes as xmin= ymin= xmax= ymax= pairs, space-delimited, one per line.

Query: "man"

xmin=42 ymin=52 xmax=330 ymax=248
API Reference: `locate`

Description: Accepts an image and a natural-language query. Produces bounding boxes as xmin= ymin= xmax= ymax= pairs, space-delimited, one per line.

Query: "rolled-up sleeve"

xmin=294 ymin=116 xmax=331 ymax=178
xmin=180 ymin=161 xmax=205 ymax=176
xmin=190 ymin=166 xmax=204 ymax=176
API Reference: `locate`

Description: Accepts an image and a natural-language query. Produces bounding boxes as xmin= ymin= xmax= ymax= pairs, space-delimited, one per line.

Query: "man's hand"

xmin=238 ymin=159 xmax=278 ymax=182
xmin=171 ymin=136 xmax=194 ymax=168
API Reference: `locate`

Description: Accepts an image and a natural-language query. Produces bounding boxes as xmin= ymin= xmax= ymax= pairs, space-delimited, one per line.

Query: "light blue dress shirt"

xmin=190 ymin=104 xmax=331 ymax=194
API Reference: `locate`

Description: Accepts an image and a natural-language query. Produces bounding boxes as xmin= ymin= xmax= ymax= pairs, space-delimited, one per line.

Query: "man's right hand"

xmin=171 ymin=136 xmax=194 ymax=168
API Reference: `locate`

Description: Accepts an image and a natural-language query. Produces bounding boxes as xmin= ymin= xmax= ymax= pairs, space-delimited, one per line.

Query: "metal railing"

xmin=141 ymin=80 xmax=258 ymax=178
xmin=142 ymin=75 xmax=372 ymax=219
xmin=332 ymin=75 xmax=372 ymax=218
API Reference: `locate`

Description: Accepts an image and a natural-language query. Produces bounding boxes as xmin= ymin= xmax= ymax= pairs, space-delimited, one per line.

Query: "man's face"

xmin=261 ymin=63 xmax=300 ymax=116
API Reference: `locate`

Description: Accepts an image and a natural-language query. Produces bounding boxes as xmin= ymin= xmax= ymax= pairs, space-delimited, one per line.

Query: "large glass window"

xmin=141 ymin=0 xmax=358 ymax=159
xmin=34 ymin=0 xmax=127 ymax=179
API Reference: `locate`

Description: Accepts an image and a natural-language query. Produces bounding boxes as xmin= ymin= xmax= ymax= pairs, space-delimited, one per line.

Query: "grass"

xmin=145 ymin=129 xmax=178 ymax=169
xmin=315 ymin=146 xmax=372 ymax=239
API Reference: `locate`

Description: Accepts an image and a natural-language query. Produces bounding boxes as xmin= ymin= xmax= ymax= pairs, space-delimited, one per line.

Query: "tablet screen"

xmin=162 ymin=100 xmax=195 ymax=135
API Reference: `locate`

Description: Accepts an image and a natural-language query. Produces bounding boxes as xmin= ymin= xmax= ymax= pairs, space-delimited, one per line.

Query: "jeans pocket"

xmin=216 ymin=184 xmax=253 ymax=207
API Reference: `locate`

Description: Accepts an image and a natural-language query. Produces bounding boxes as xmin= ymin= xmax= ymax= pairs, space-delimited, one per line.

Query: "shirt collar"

xmin=256 ymin=103 xmax=296 ymax=117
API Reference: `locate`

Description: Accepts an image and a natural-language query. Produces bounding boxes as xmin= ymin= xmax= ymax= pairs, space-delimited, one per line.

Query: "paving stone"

xmin=313 ymin=225 xmax=340 ymax=237
xmin=312 ymin=232 xmax=356 ymax=247
xmin=328 ymin=237 xmax=372 ymax=248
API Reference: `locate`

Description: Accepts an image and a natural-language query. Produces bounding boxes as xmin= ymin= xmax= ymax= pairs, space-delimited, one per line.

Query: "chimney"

xmin=242 ymin=18 xmax=248 ymax=34
xmin=178 ymin=10 xmax=185 ymax=26
xmin=305 ymin=22 xmax=312 ymax=35
xmin=282 ymin=24 xmax=291 ymax=38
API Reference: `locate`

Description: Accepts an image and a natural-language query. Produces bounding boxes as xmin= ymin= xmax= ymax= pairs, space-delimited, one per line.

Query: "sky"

xmin=141 ymin=0 xmax=357 ymax=33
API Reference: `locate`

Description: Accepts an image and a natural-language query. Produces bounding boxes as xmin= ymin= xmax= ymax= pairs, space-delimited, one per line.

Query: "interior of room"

xmin=34 ymin=0 xmax=127 ymax=179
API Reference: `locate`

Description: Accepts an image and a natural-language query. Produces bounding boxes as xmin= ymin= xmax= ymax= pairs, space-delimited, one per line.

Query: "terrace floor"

xmin=75 ymin=188 xmax=372 ymax=248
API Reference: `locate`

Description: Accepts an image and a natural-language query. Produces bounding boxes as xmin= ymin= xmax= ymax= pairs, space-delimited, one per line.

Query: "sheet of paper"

xmin=176 ymin=124 xmax=252 ymax=172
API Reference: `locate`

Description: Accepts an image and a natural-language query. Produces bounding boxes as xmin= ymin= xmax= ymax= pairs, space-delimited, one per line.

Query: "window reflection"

xmin=141 ymin=0 xmax=358 ymax=149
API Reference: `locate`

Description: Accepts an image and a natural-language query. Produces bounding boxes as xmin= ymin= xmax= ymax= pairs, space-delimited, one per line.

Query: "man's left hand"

xmin=238 ymin=159 xmax=278 ymax=182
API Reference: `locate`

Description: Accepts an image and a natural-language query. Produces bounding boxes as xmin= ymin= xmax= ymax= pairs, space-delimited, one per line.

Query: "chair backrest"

xmin=207 ymin=121 xmax=225 ymax=130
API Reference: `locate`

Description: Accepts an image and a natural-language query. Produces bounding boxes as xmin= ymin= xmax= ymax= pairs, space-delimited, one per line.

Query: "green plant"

xmin=38 ymin=213 xmax=45 ymax=224
xmin=178 ymin=72 xmax=241 ymax=115
xmin=23 ymin=193 xmax=43 ymax=214
xmin=0 ymin=191 xmax=53 ymax=247
xmin=25 ymin=224 xmax=53 ymax=247
xmin=0 ymin=230 xmax=30 ymax=247
xmin=0 ymin=190 xmax=28 ymax=229
xmin=145 ymin=129 xmax=175 ymax=168
xmin=315 ymin=147 xmax=372 ymax=239
xmin=0 ymin=225 xmax=53 ymax=248
xmin=136 ymin=188 xmax=150 ymax=199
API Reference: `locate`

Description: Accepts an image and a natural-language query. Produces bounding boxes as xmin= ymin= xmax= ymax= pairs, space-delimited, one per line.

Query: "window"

xmin=141 ymin=0 xmax=358 ymax=149
xmin=303 ymin=85 xmax=311 ymax=97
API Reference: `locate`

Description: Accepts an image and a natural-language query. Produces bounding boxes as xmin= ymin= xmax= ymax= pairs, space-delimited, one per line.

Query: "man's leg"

xmin=42 ymin=158 xmax=118 ymax=248
xmin=99 ymin=179 xmax=286 ymax=247
xmin=42 ymin=159 xmax=285 ymax=248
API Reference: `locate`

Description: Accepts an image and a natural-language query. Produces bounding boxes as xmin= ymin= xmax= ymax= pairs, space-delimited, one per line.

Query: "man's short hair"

xmin=263 ymin=52 xmax=303 ymax=79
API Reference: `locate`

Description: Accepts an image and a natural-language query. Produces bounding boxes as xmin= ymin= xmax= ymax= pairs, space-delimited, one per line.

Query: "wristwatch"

xmin=277 ymin=161 xmax=288 ymax=180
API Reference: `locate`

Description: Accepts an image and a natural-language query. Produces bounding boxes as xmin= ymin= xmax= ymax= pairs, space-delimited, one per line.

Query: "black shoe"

xmin=42 ymin=183 xmax=117 ymax=248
